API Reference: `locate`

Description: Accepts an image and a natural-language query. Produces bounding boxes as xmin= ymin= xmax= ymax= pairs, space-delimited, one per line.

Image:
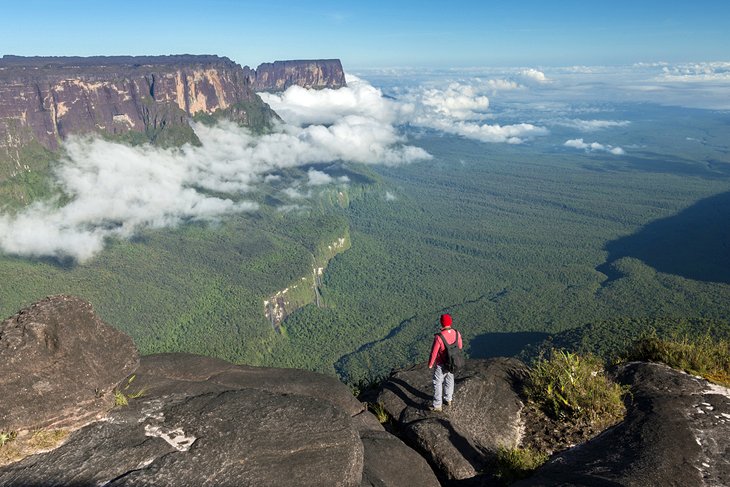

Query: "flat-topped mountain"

xmin=248 ymin=59 xmax=347 ymax=91
xmin=0 ymin=55 xmax=346 ymax=182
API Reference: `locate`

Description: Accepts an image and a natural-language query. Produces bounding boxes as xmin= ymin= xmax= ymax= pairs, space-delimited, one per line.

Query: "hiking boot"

xmin=443 ymin=400 xmax=452 ymax=407
xmin=429 ymin=405 xmax=442 ymax=412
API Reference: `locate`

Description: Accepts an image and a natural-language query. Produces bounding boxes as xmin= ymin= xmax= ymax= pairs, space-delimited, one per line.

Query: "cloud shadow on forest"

xmin=469 ymin=331 xmax=550 ymax=359
xmin=599 ymin=190 xmax=730 ymax=284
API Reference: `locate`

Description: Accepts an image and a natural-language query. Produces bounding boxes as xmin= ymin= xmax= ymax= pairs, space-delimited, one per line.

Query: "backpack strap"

xmin=437 ymin=329 xmax=459 ymax=348
xmin=437 ymin=332 xmax=449 ymax=349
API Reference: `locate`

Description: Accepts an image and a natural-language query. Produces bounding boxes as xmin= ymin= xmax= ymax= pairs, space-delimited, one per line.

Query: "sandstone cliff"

xmin=0 ymin=56 xmax=346 ymax=182
xmin=247 ymin=59 xmax=347 ymax=92
xmin=0 ymin=55 xmax=276 ymax=180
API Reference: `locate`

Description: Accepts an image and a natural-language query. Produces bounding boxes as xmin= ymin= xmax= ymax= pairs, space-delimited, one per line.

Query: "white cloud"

xmin=0 ymin=71 xmax=558 ymax=262
xmin=564 ymin=138 xmax=625 ymax=155
xmin=419 ymin=82 xmax=490 ymax=120
xmin=483 ymin=79 xmax=521 ymax=90
xmin=397 ymin=80 xmax=549 ymax=143
xmin=519 ymin=68 xmax=549 ymax=83
xmin=0 ymin=82 xmax=431 ymax=262
xmin=656 ymin=62 xmax=730 ymax=82
xmin=259 ymin=74 xmax=403 ymax=126
xmin=432 ymin=119 xmax=548 ymax=144
xmin=307 ymin=169 xmax=349 ymax=186
xmin=554 ymin=119 xmax=631 ymax=131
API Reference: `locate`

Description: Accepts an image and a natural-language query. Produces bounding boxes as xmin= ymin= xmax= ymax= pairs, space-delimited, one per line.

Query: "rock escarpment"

xmin=0 ymin=297 xmax=438 ymax=487
xmin=0 ymin=55 xmax=346 ymax=182
xmin=4 ymin=296 xmax=726 ymax=486
xmin=247 ymin=59 xmax=347 ymax=92
xmin=0 ymin=54 xmax=276 ymax=180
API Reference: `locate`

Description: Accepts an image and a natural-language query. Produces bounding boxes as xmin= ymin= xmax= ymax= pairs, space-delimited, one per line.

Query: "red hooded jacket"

xmin=428 ymin=326 xmax=462 ymax=368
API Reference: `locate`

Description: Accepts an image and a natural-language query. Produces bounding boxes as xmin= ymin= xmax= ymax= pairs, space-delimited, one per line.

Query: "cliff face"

xmin=0 ymin=55 xmax=273 ymax=180
xmin=0 ymin=56 xmax=346 ymax=182
xmin=247 ymin=59 xmax=347 ymax=92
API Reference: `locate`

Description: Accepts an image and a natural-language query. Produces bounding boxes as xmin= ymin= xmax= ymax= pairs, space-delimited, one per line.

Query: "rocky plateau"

xmin=0 ymin=296 xmax=728 ymax=486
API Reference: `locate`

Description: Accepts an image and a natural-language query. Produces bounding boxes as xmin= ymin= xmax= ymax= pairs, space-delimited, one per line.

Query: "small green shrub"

xmin=525 ymin=350 xmax=628 ymax=428
xmin=368 ymin=402 xmax=390 ymax=424
xmin=495 ymin=447 xmax=549 ymax=484
xmin=113 ymin=374 xmax=147 ymax=407
xmin=113 ymin=389 xmax=129 ymax=407
xmin=0 ymin=431 xmax=17 ymax=448
xmin=626 ymin=332 xmax=730 ymax=386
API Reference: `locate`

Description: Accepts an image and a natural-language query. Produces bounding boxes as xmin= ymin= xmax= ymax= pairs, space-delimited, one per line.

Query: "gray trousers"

xmin=432 ymin=364 xmax=454 ymax=407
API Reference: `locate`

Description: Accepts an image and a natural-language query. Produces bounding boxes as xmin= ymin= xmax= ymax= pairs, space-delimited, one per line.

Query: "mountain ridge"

xmin=0 ymin=55 xmax=346 ymax=183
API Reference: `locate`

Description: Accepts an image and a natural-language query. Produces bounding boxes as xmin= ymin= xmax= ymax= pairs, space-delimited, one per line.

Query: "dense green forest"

xmin=1 ymin=103 xmax=729 ymax=385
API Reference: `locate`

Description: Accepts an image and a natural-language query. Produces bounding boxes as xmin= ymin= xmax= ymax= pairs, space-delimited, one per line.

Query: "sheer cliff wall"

xmin=247 ymin=59 xmax=346 ymax=92
xmin=0 ymin=56 xmax=346 ymax=182
xmin=0 ymin=55 xmax=269 ymax=180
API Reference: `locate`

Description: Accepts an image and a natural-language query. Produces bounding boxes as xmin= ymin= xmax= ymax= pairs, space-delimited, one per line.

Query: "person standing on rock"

xmin=428 ymin=313 xmax=463 ymax=411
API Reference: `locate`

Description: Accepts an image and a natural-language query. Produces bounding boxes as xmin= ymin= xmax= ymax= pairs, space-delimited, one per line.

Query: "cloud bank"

xmin=0 ymin=79 xmax=432 ymax=262
xmin=564 ymin=138 xmax=625 ymax=155
xmin=0 ymin=70 xmax=556 ymax=262
xmin=397 ymin=81 xmax=549 ymax=144
xmin=553 ymin=119 xmax=631 ymax=132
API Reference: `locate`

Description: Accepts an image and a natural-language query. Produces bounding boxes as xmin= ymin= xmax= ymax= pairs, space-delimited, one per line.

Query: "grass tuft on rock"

xmin=367 ymin=402 xmax=390 ymax=424
xmin=495 ymin=447 xmax=549 ymax=484
xmin=625 ymin=331 xmax=730 ymax=386
xmin=524 ymin=350 xmax=628 ymax=429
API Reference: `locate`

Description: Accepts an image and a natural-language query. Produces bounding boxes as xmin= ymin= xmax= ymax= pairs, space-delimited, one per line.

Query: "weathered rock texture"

xmin=247 ymin=59 xmax=347 ymax=92
xmin=376 ymin=358 xmax=528 ymax=482
xmin=0 ymin=295 xmax=139 ymax=432
xmin=516 ymin=362 xmax=730 ymax=487
xmin=0 ymin=54 xmax=274 ymax=180
xmin=0 ymin=297 xmax=439 ymax=486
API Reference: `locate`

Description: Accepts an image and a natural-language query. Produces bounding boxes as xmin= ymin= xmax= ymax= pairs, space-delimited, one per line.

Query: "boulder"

xmin=0 ymin=388 xmax=364 ymax=487
xmin=0 ymin=295 xmax=138 ymax=431
xmin=360 ymin=430 xmax=440 ymax=487
xmin=376 ymin=358 xmax=528 ymax=481
xmin=517 ymin=362 xmax=730 ymax=486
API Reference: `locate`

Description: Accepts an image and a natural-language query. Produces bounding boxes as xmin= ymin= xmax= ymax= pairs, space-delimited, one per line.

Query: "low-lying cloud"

xmin=553 ymin=119 xmax=631 ymax=132
xmin=0 ymin=83 xmax=431 ymax=262
xmin=397 ymin=81 xmax=549 ymax=144
xmin=0 ymin=71 xmax=556 ymax=262
xmin=564 ymin=138 xmax=625 ymax=155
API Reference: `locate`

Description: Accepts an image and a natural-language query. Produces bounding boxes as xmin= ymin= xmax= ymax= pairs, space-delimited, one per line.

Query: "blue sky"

xmin=1 ymin=0 xmax=729 ymax=68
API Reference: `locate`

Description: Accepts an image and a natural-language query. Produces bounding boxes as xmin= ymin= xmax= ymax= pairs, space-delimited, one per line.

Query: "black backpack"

xmin=437 ymin=330 xmax=464 ymax=373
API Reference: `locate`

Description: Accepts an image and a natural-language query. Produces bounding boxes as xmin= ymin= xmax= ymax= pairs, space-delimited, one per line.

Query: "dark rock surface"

xmin=0 ymin=388 xmax=364 ymax=487
xmin=516 ymin=362 xmax=730 ymax=487
xmin=248 ymin=59 xmax=346 ymax=92
xmin=376 ymin=358 xmax=528 ymax=482
xmin=0 ymin=297 xmax=440 ymax=486
xmin=0 ymin=295 xmax=138 ymax=432
xmin=134 ymin=352 xmax=366 ymax=416
xmin=360 ymin=430 xmax=440 ymax=487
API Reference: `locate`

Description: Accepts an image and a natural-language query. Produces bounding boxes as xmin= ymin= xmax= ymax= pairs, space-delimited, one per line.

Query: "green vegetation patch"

xmin=495 ymin=447 xmax=549 ymax=485
xmin=0 ymin=429 xmax=68 ymax=467
xmin=625 ymin=332 xmax=730 ymax=386
xmin=524 ymin=350 xmax=628 ymax=429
